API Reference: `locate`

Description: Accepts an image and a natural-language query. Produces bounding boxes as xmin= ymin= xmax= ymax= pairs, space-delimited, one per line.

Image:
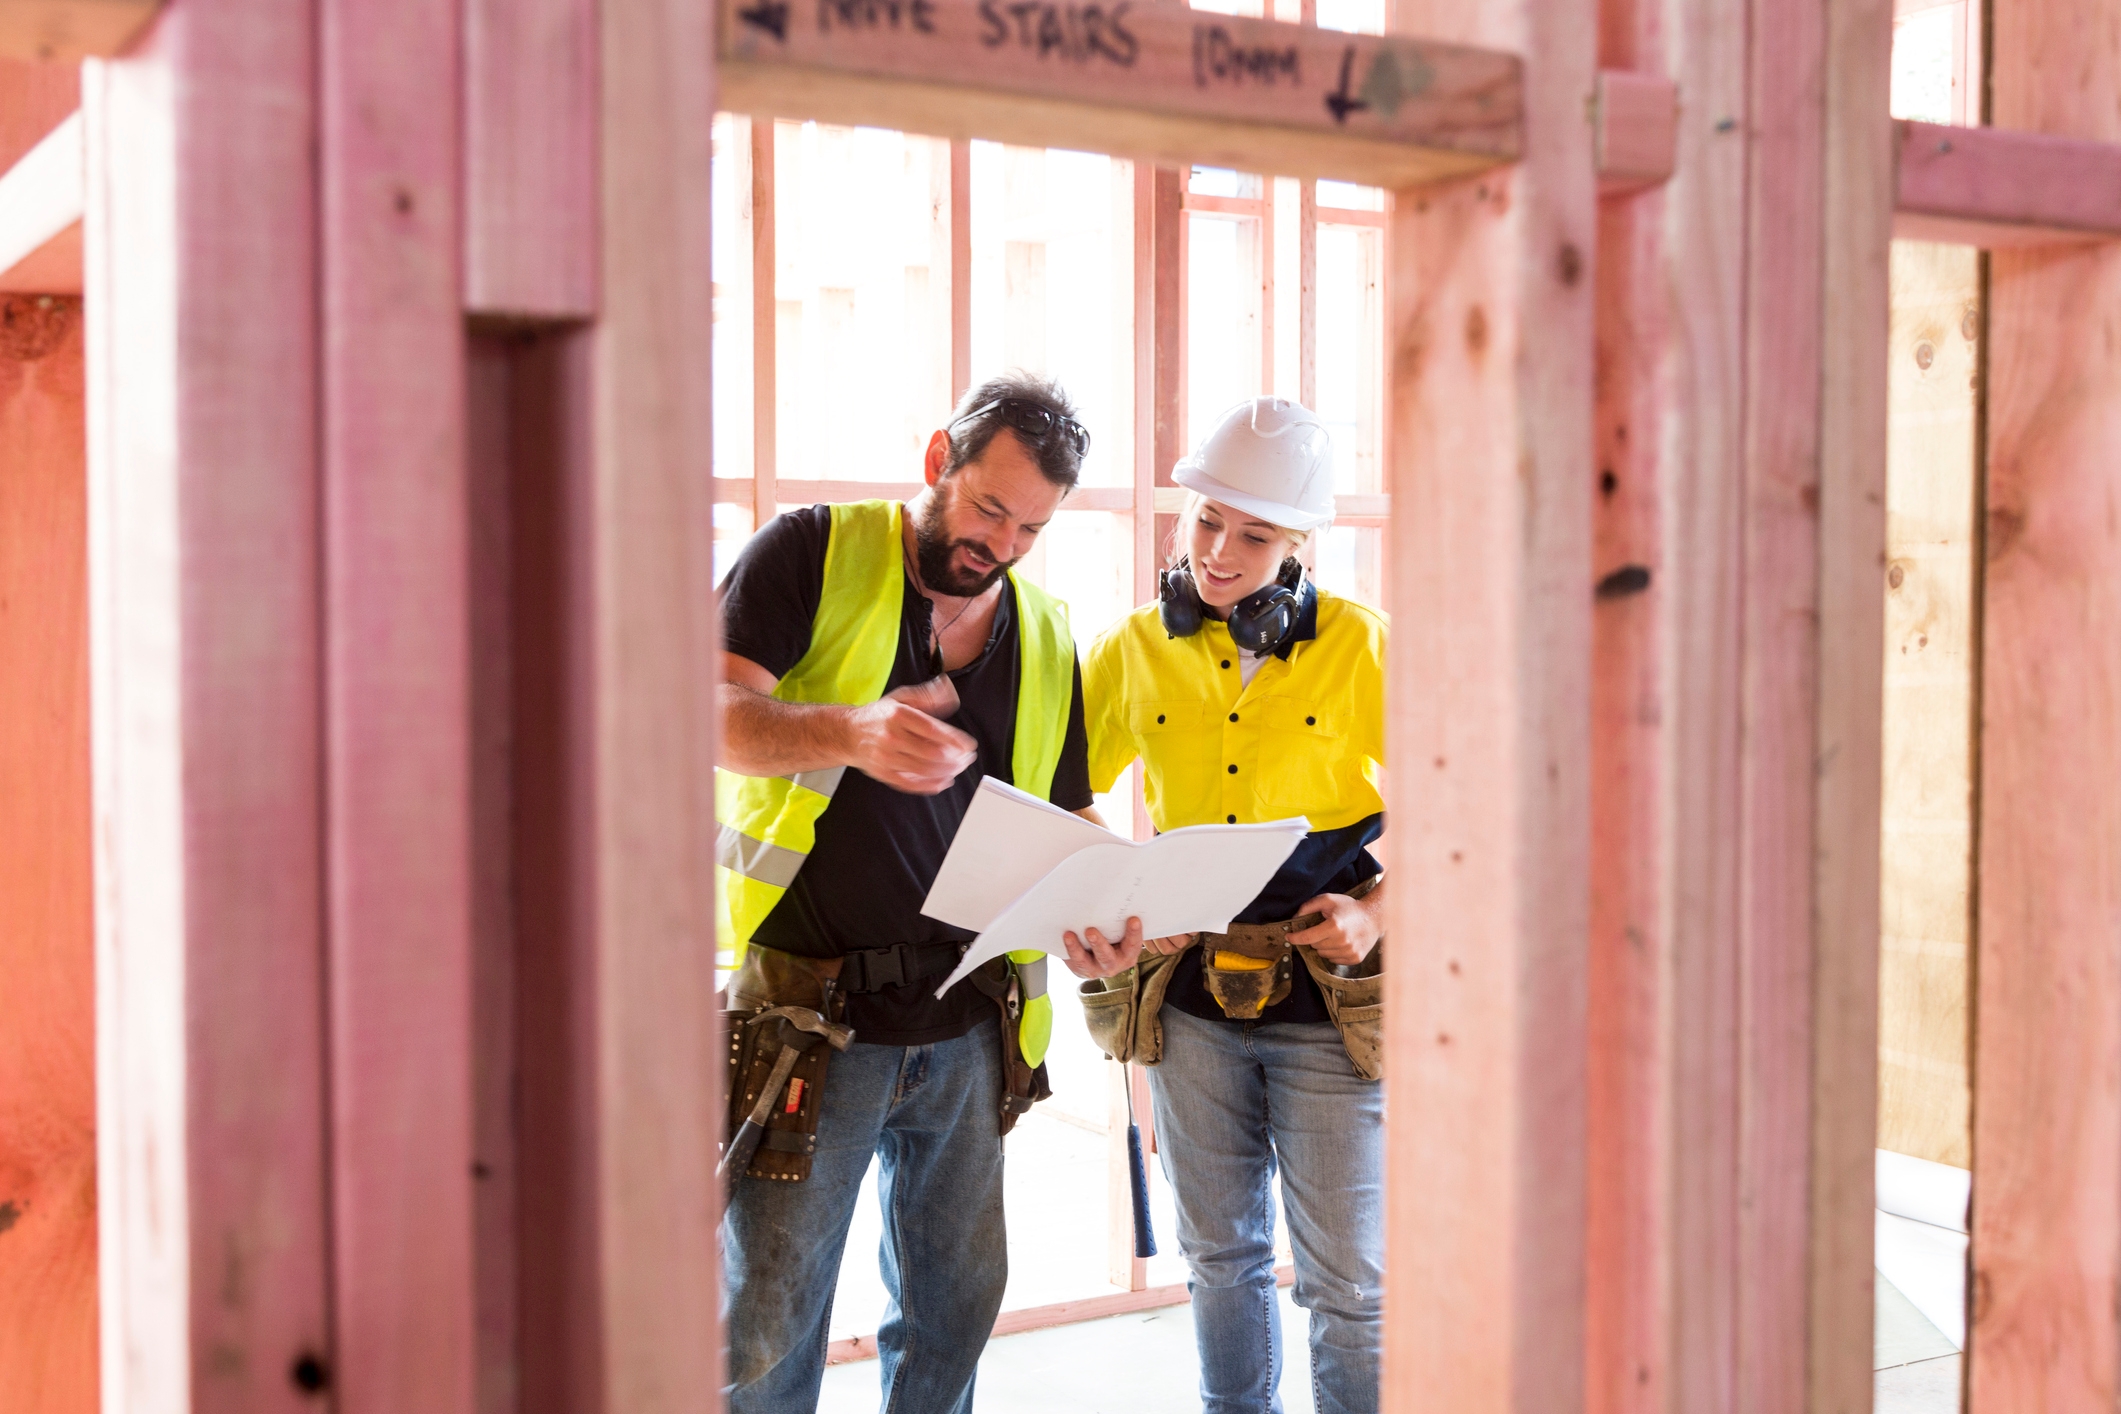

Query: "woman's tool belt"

xmin=1080 ymin=876 xmax=1385 ymax=1081
xmin=721 ymin=946 xmax=856 ymax=1186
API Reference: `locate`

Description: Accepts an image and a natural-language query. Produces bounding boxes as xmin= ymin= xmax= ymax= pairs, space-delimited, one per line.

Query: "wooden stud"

xmin=1584 ymin=12 xmax=1670 ymax=1414
xmin=751 ymin=118 xmax=778 ymax=524
xmin=589 ymin=0 xmax=723 ymax=1403
xmin=1379 ymin=0 xmax=1596 ymax=1403
xmin=720 ymin=0 xmax=1523 ymax=189
xmin=1298 ymin=176 xmax=1315 ymax=411
xmin=1797 ymin=2 xmax=1894 ymax=1406
xmin=0 ymin=292 xmax=93 ymax=1414
xmin=1644 ymin=0 xmax=1748 ymax=1406
xmin=318 ymin=0 xmax=478 ymax=1400
xmin=1972 ymin=0 xmax=2121 ymax=1402
xmin=82 ymin=10 xmax=333 ymax=1405
xmin=462 ymin=0 xmax=596 ymax=320
xmin=1130 ymin=159 xmax=1157 ymax=608
xmin=950 ymin=137 xmax=971 ymax=400
xmin=0 ymin=0 xmax=158 ymax=62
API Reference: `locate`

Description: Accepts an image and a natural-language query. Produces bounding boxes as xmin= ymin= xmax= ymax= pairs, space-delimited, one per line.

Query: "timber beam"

xmin=1895 ymin=117 xmax=2121 ymax=245
xmin=718 ymin=0 xmax=1522 ymax=187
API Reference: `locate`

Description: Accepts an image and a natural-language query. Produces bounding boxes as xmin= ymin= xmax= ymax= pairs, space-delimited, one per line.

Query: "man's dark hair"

xmin=941 ymin=372 xmax=1085 ymax=490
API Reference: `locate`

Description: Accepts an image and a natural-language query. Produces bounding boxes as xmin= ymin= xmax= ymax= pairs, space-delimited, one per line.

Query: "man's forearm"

xmin=718 ymin=684 xmax=856 ymax=777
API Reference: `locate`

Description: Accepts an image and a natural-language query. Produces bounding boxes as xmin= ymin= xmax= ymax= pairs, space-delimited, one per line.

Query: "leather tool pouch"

xmin=1199 ymin=926 xmax=1297 ymax=1020
xmin=1081 ymin=943 xmax=1189 ymax=1066
xmin=1296 ymin=939 xmax=1385 ymax=1080
xmin=967 ymin=958 xmax=1052 ymax=1136
xmin=721 ymin=947 xmax=848 ymax=1184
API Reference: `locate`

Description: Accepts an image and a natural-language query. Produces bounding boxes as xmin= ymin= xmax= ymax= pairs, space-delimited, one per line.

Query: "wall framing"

xmin=16 ymin=0 xmax=1967 ymax=1404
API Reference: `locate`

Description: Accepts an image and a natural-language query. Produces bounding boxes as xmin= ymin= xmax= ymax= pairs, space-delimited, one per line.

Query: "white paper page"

xmin=933 ymin=817 xmax=1310 ymax=995
xmin=921 ymin=776 xmax=1127 ymax=933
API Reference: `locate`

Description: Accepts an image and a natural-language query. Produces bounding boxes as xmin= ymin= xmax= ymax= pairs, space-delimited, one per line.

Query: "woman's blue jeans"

xmin=1148 ymin=1004 xmax=1385 ymax=1414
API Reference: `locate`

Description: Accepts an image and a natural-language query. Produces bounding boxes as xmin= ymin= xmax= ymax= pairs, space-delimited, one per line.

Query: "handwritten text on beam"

xmin=720 ymin=0 xmax=1522 ymax=185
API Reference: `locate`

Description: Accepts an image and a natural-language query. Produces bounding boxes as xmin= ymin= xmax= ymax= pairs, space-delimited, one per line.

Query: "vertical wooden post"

xmin=590 ymin=0 xmax=723 ymax=1404
xmin=751 ymin=119 xmax=777 ymax=523
xmin=0 ymin=293 xmax=94 ymax=1414
xmin=1584 ymin=11 xmax=1670 ymax=1413
xmin=1298 ymin=179 xmax=1316 ymax=412
xmin=950 ymin=137 xmax=972 ymax=399
xmin=1381 ymin=0 xmax=1597 ymax=1405
xmin=319 ymin=0 xmax=477 ymax=1404
xmin=1130 ymin=161 xmax=1157 ymax=609
xmin=1790 ymin=1 xmax=1893 ymax=1406
xmin=1972 ymin=2 xmax=2121 ymax=1404
xmin=83 ymin=7 xmax=333 ymax=1407
xmin=1579 ymin=0 xmax=1893 ymax=1408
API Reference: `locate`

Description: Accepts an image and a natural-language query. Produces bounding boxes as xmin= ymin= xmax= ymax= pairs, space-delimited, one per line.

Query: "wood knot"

xmin=1464 ymin=304 xmax=1488 ymax=354
xmin=1557 ymin=242 xmax=1583 ymax=287
xmin=0 ymin=296 xmax=78 ymax=362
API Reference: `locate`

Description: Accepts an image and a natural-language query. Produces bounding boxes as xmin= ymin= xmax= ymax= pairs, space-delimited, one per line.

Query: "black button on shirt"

xmin=721 ymin=505 xmax=1095 ymax=1045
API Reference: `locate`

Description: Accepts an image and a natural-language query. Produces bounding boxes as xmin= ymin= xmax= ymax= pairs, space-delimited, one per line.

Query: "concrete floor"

xmin=813 ymin=989 xmax=1960 ymax=1411
xmin=823 ymin=1269 xmax=1956 ymax=1413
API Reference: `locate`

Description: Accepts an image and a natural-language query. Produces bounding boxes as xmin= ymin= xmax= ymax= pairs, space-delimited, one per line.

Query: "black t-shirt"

xmin=721 ymin=505 xmax=1095 ymax=1045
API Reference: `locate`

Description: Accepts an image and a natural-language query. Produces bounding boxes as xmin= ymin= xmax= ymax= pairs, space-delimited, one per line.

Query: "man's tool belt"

xmin=723 ymin=943 xmax=1050 ymax=1182
xmin=1079 ymin=876 xmax=1384 ymax=1081
xmin=722 ymin=947 xmax=854 ymax=1185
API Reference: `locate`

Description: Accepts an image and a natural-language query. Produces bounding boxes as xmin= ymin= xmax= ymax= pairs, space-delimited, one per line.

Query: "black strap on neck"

xmin=838 ymin=940 xmax=966 ymax=994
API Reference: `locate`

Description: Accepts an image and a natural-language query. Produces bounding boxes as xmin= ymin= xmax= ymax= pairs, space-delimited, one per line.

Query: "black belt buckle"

xmin=842 ymin=942 xmax=905 ymax=994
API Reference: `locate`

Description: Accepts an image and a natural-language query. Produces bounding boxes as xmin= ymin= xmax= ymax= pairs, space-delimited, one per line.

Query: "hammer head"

xmin=751 ymin=1004 xmax=856 ymax=1052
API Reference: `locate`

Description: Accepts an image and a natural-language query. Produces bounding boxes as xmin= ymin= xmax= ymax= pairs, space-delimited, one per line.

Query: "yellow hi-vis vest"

xmin=714 ymin=499 xmax=1072 ymax=1068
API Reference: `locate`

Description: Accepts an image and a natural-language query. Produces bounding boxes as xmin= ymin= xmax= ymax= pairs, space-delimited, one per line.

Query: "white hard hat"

xmin=1171 ymin=397 xmax=1335 ymax=533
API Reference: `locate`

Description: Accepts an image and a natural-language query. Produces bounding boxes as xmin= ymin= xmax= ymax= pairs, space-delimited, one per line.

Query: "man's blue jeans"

xmin=721 ymin=1017 xmax=1007 ymax=1414
xmin=1148 ymin=1005 xmax=1385 ymax=1414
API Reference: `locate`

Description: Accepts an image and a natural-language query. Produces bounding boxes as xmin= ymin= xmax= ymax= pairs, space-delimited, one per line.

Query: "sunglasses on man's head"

xmin=954 ymin=397 xmax=1091 ymax=458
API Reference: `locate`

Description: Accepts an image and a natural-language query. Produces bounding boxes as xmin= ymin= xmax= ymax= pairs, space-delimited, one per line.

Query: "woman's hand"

xmin=1063 ymin=917 xmax=1147 ymax=979
xmin=1288 ymin=887 xmax=1384 ymax=966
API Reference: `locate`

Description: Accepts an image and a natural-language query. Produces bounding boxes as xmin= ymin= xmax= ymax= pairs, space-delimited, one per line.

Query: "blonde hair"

xmin=1164 ymin=490 xmax=1312 ymax=569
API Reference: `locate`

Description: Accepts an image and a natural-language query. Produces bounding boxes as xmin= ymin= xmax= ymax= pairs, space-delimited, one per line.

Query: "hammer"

xmin=719 ymin=1006 xmax=855 ymax=1184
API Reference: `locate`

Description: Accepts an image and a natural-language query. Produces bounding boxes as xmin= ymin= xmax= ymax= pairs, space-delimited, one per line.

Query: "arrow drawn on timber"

xmin=739 ymin=0 xmax=790 ymax=40
xmin=1325 ymin=47 xmax=1369 ymax=124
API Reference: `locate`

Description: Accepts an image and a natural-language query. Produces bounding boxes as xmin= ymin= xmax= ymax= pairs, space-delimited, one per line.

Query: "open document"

xmin=922 ymin=777 xmax=1309 ymax=996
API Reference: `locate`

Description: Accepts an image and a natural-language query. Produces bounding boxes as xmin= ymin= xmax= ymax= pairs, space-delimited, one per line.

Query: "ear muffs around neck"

xmin=1159 ymin=557 xmax=1306 ymax=657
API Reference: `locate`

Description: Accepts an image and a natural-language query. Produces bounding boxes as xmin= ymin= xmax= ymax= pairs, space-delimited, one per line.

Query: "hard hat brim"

xmin=1170 ymin=463 xmax=1334 ymax=534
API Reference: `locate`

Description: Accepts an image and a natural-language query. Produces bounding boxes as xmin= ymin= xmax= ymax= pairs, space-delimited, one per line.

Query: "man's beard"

xmin=915 ymin=490 xmax=1017 ymax=597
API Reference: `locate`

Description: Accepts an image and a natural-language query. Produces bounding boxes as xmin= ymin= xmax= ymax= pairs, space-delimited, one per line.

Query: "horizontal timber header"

xmin=1893 ymin=120 xmax=2121 ymax=246
xmin=718 ymin=0 xmax=1521 ymax=187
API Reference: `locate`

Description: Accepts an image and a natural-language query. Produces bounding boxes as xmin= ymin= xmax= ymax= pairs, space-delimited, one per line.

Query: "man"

xmin=715 ymin=373 xmax=1107 ymax=1412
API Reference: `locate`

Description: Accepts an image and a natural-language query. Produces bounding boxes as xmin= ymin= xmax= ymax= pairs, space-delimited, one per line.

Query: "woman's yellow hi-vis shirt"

xmin=1083 ymin=592 xmax=1387 ymax=832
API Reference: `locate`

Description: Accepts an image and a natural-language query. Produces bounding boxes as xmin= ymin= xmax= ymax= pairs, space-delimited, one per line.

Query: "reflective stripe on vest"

xmin=716 ymin=499 xmax=1076 ymax=1088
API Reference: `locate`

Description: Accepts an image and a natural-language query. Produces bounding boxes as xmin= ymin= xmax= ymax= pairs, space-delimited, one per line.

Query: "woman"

xmin=1062 ymin=397 xmax=1388 ymax=1414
